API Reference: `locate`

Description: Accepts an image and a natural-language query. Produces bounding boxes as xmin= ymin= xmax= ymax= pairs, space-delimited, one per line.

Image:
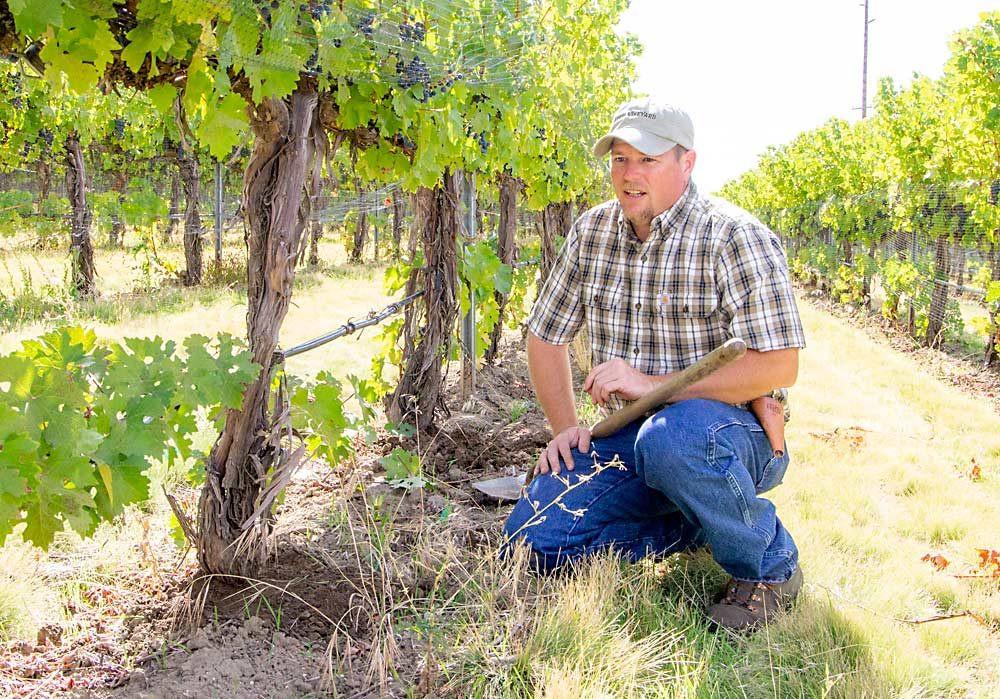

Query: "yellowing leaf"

xmin=96 ymin=463 xmax=115 ymax=508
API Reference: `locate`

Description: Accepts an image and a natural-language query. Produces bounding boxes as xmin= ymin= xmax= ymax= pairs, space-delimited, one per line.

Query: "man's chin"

xmin=624 ymin=212 xmax=653 ymax=234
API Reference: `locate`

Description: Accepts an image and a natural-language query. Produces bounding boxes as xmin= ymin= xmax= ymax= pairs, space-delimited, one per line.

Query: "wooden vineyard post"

xmin=460 ymin=170 xmax=477 ymax=400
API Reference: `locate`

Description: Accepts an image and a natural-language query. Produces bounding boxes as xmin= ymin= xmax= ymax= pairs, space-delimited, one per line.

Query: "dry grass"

xmin=0 ymin=238 xmax=390 ymax=385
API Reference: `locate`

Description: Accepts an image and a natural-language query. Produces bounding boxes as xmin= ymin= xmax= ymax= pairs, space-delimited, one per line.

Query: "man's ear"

xmin=683 ymin=149 xmax=697 ymax=177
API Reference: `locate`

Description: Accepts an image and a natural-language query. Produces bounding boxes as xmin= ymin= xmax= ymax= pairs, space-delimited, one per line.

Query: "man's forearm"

xmin=527 ymin=333 xmax=578 ymax=433
xmin=656 ymin=347 xmax=798 ymax=405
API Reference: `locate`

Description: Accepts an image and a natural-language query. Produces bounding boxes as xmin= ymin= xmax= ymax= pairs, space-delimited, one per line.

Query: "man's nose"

xmin=620 ymin=161 xmax=640 ymax=179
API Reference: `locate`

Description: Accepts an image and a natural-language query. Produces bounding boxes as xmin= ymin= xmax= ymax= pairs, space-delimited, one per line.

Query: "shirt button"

xmin=633 ymin=348 xmax=640 ymax=355
xmin=634 ymin=302 xmax=641 ymax=310
xmin=641 ymin=254 xmax=647 ymax=262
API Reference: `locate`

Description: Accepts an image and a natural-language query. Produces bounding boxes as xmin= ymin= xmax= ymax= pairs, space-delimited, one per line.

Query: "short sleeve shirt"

xmin=527 ymin=181 xmax=806 ymax=412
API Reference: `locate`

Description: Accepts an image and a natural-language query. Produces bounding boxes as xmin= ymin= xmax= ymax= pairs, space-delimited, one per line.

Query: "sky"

xmin=616 ymin=1 xmax=996 ymax=193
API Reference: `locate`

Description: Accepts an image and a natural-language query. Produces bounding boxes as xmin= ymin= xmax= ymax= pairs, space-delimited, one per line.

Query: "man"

xmin=502 ymin=96 xmax=807 ymax=632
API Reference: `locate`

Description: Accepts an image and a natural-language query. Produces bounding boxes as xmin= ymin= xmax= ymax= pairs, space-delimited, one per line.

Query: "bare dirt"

xmin=1 ymin=338 xmax=550 ymax=699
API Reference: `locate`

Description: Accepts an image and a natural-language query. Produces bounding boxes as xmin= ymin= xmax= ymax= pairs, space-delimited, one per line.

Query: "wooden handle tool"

xmin=525 ymin=338 xmax=748 ymax=485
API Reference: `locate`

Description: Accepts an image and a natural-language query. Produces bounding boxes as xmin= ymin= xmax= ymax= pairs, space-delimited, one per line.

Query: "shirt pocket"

xmin=652 ymin=291 xmax=720 ymax=357
xmin=581 ymin=280 xmax=621 ymax=359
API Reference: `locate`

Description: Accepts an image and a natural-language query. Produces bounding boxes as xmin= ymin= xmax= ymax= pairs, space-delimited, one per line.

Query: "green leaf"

xmin=379 ymin=447 xmax=422 ymax=481
xmin=122 ymin=23 xmax=174 ymax=73
xmin=196 ymin=91 xmax=250 ymax=160
xmin=22 ymin=471 xmax=96 ymax=548
xmin=8 ymin=0 xmax=63 ymax=36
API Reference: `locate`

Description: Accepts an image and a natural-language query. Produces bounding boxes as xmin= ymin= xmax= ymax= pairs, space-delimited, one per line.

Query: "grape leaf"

xmin=8 ymin=0 xmax=63 ymax=36
xmin=196 ymin=91 xmax=250 ymax=160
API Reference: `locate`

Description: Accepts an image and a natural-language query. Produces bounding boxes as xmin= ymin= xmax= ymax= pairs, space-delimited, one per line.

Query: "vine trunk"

xmin=64 ymin=132 xmax=95 ymax=297
xmin=197 ymin=87 xmax=318 ymax=576
xmin=486 ymin=173 xmax=520 ymax=364
xmin=387 ymin=170 xmax=460 ymax=432
xmin=178 ymin=145 xmax=203 ymax=285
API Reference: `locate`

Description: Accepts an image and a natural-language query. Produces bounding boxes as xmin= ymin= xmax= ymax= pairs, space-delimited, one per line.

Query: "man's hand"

xmin=536 ymin=425 xmax=592 ymax=477
xmin=583 ymin=358 xmax=655 ymax=407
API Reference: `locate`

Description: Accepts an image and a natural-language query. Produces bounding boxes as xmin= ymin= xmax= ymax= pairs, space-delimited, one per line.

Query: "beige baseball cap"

xmin=592 ymin=97 xmax=695 ymax=157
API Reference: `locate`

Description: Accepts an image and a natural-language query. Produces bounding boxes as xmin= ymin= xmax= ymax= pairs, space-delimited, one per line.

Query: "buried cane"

xmin=473 ymin=338 xmax=751 ymax=502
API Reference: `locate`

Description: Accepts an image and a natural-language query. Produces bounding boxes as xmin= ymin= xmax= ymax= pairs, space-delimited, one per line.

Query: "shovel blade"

xmin=472 ymin=473 xmax=526 ymax=502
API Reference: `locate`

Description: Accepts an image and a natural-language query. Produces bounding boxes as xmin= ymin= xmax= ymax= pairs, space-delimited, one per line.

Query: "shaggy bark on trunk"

xmin=392 ymin=187 xmax=405 ymax=257
xmin=35 ymin=156 xmax=52 ymax=247
xmin=306 ymin=156 xmax=323 ymax=266
xmin=165 ymin=169 xmax=181 ymax=243
xmin=386 ymin=171 xmax=460 ymax=432
xmin=985 ymin=234 xmax=1000 ymax=366
xmin=108 ymin=171 xmax=127 ymax=247
xmin=197 ymin=88 xmax=318 ymax=576
xmin=178 ymin=144 xmax=203 ymax=285
xmin=925 ymin=234 xmax=950 ymax=347
xmin=990 ymin=237 xmax=1000 ymax=285
xmin=539 ymin=201 xmax=571 ymax=291
xmin=64 ymin=132 xmax=95 ymax=297
xmin=840 ymin=238 xmax=853 ymax=265
xmin=350 ymin=202 xmax=368 ymax=263
xmin=953 ymin=244 xmax=966 ymax=294
xmin=485 ymin=173 xmax=520 ymax=365
xmin=36 ymin=158 xmax=51 ymax=212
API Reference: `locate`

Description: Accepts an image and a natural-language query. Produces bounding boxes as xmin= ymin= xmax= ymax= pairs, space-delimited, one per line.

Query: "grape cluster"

xmin=11 ymin=73 xmax=22 ymax=110
xmin=397 ymin=56 xmax=430 ymax=90
xmin=399 ymin=20 xmax=425 ymax=42
xmin=300 ymin=0 xmax=332 ymax=20
xmin=39 ymin=128 xmax=54 ymax=147
xmin=463 ymin=123 xmax=490 ymax=155
xmin=991 ymin=179 xmax=1000 ymax=207
xmin=113 ymin=118 xmax=125 ymax=139
xmin=254 ymin=0 xmax=280 ymax=25
xmin=305 ymin=49 xmax=320 ymax=76
xmin=357 ymin=11 xmax=375 ymax=37
xmin=393 ymin=133 xmax=417 ymax=151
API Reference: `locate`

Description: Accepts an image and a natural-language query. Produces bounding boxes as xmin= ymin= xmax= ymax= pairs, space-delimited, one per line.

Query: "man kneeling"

xmin=502 ymin=97 xmax=806 ymax=632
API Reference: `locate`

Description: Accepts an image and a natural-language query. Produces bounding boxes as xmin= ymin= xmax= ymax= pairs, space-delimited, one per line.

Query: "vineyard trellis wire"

xmin=756 ymin=178 xmax=1000 ymax=360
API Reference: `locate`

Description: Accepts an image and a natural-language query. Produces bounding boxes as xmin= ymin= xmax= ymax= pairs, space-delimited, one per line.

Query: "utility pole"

xmin=861 ymin=0 xmax=872 ymax=118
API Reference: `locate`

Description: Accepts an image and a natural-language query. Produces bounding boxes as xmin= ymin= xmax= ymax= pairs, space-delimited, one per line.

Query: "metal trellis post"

xmin=214 ymin=159 xmax=223 ymax=263
xmin=461 ymin=171 xmax=477 ymax=400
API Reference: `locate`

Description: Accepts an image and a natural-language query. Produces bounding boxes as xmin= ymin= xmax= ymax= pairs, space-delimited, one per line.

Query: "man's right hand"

xmin=535 ymin=425 xmax=592 ymax=477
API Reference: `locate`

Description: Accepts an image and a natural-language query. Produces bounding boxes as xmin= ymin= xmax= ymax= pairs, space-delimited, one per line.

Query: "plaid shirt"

xmin=527 ymin=181 xmax=806 ymax=412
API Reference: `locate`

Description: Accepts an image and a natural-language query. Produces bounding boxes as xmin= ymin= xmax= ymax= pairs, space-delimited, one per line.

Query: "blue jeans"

xmin=502 ymin=399 xmax=798 ymax=582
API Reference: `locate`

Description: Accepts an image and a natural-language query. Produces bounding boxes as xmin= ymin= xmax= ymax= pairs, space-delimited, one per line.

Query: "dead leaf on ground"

xmin=921 ymin=553 xmax=951 ymax=571
xmin=809 ymin=426 xmax=871 ymax=450
xmin=976 ymin=549 xmax=1000 ymax=577
xmin=968 ymin=459 xmax=983 ymax=482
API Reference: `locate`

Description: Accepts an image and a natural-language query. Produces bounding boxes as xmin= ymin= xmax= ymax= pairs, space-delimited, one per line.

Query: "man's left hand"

xmin=583 ymin=358 xmax=655 ymax=407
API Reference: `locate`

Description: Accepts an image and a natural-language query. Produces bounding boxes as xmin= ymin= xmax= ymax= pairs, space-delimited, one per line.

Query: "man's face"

xmin=610 ymin=140 xmax=695 ymax=238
